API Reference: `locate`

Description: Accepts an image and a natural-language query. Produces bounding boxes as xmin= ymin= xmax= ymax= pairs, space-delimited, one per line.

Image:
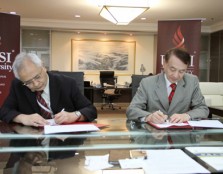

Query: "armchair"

xmin=99 ymin=71 xmax=121 ymax=110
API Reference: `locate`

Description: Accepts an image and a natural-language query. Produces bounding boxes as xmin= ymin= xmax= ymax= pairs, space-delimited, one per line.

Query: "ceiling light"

xmin=99 ymin=0 xmax=150 ymax=25
xmin=10 ymin=12 xmax=16 ymax=14
xmin=75 ymin=15 xmax=80 ymax=18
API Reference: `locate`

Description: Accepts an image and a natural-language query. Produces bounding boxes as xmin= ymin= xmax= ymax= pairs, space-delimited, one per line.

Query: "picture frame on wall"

xmin=71 ymin=39 xmax=135 ymax=75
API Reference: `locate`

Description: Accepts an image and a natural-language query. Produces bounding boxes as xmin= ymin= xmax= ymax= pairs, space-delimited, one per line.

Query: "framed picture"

xmin=71 ymin=39 xmax=135 ymax=75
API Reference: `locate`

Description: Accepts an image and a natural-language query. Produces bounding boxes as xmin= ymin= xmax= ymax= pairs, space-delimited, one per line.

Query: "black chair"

xmin=51 ymin=71 xmax=84 ymax=94
xmin=99 ymin=71 xmax=121 ymax=110
xmin=131 ymin=75 xmax=148 ymax=98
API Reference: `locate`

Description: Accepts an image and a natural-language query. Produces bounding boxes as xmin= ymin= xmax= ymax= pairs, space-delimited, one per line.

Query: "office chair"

xmin=99 ymin=71 xmax=121 ymax=110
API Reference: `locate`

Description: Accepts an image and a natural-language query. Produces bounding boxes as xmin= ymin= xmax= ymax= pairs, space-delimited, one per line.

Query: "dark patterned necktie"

xmin=168 ymin=83 xmax=176 ymax=104
xmin=36 ymin=91 xmax=52 ymax=119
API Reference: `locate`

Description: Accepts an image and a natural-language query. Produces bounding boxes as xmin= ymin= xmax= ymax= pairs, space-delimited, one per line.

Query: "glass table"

xmin=0 ymin=117 xmax=223 ymax=174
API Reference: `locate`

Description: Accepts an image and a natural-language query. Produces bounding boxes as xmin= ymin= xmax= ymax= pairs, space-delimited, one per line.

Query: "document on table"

xmin=142 ymin=149 xmax=210 ymax=174
xmin=188 ymin=120 xmax=223 ymax=128
xmin=147 ymin=121 xmax=190 ymax=129
xmin=150 ymin=122 xmax=189 ymax=128
xmin=118 ymin=149 xmax=209 ymax=173
xmin=44 ymin=124 xmax=99 ymax=134
xmin=119 ymin=158 xmax=145 ymax=169
xmin=102 ymin=169 xmax=144 ymax=174
xmin=185 ymin=147 xmax=223 ymax=171
xmin=148 ymin=120 xmax=223 ymax=129
xmin=85 ymin=154 xmax=113 ymax=171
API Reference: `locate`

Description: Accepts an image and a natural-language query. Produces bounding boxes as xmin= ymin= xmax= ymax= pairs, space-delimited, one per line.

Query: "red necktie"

xmin=168 ymin=83 xmax=176 ymax=104
xmin=36 ymin=91 xmax=52 ymax=119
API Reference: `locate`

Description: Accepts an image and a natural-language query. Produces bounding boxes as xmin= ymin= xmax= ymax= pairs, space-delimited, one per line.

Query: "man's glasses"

xmin=22 ymin=68 xmax=43 ymax=86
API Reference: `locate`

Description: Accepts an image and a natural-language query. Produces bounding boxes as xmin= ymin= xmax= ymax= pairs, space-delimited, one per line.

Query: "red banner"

xmin=0 ymin=13 xmax=20 ymax=106
xmin=156 ymin=20 xmax=201 ymax=76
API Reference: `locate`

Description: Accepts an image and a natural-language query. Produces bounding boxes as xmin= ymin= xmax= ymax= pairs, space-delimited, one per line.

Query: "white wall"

xmin=51 ymin=31 xmax=155 ymax=85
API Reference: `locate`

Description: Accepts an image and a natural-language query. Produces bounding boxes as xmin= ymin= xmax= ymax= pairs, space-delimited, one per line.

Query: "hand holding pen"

xmin=146 ymin=110 xmax=168 ymax=124
xmin=54 ymin=108 xmax=67 ymax=124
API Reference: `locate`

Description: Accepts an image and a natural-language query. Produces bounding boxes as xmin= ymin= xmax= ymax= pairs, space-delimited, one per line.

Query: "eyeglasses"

xmin=22 ymin=68 xmax=43 ymax=86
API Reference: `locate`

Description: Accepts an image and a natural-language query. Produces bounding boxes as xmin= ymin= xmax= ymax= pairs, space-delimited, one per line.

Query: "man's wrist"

xmin=144 ymin=114 xmax=153 ymax=122
xmin=184 ymin=113 xmax=191 ymax=121
xmin=74 ymin=111 xmax=82 ymax=121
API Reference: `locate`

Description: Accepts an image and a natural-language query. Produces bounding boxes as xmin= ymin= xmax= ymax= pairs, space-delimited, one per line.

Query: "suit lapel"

xmin=155 ymin=74 xmax=169 ymax=111
xmin=24 ymin=87 xmax=40 ymax=113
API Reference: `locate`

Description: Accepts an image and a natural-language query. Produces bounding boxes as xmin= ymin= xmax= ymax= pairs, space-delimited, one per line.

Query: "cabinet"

xmin=210 ymin=30 xmax=223 ymax=82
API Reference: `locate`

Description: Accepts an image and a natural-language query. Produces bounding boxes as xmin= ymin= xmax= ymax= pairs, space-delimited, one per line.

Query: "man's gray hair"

xmin=12 ymin=52 xmax=42 ymax=79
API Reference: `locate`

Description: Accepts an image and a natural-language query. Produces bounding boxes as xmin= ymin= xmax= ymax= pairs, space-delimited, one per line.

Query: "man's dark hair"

xmin=164 ymin=48 xmax=191 ymax=65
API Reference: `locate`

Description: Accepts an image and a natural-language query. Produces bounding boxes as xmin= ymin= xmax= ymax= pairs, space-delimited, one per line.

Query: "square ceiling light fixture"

xmin=99 ymin=0 xmax=150 ymax=25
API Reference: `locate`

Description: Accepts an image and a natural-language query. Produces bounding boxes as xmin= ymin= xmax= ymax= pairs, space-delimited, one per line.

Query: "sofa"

xmin=199 ymin=82 xmax=223 ymax=107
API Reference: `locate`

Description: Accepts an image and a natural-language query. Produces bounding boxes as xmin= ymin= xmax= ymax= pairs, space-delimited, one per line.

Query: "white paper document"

xmin=44 ymin=124 xmax=99 ymax=134
xmin=151 ymin=120 xmax=223 ymax=129
xmin=185 ymin=147 xmax=223 ymax=171
xmin=142 ymin=149 xmax=210 ymax=174
xmin=85 ymin=154 xmax=113 ymax=171
xmin=153 ymin=122 xmax=189 ymax=128
xmin=188 ymin=120 xmax=223 ymax=128
xmin=47 ymin=119 xmax=57 ymax=126
xmin=103 ymin=169 xmax=144 ymax=174
xmin=119 ymin=158 xmax=145 ymax=169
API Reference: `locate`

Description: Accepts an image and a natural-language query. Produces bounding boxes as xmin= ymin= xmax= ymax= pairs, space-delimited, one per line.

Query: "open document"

xmin=147 ymin=120 xmax=223 ymax=129
xmin=118 ymin=149 xmax=209 ymax=173
xmin=44 ymin=124 xmax=99 ymax=134
xmin=185 ymin=147 xmax=223 ymax=171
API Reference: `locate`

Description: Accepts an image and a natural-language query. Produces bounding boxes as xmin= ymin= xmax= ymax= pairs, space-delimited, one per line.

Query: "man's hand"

xmin=169 ymin=113 xmax=190 ymax=123
xmin=13 ymin=113 xmax=49 ymax=127
xmin=145 ymin=110 xmax=168 ymax=124
xmin=54 ymin=111 xmax=80 ymax=124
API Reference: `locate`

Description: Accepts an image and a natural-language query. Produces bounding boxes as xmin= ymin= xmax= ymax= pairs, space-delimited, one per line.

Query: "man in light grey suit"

xmin=126 ymin=48 xmax=209 ymax=124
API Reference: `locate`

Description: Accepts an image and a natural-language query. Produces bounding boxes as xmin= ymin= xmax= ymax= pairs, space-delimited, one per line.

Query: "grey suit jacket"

xmin=126 ymin=72 xmax=209 ymax=121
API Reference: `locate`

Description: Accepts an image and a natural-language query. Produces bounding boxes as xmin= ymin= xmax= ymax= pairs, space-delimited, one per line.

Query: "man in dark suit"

xmin=0 ymin=52 xmax=97 ymax=172
xmin=0 ymin=52 xmax=97 ymax=126
xmin=127 ymin=48 xmax=209 ymax=124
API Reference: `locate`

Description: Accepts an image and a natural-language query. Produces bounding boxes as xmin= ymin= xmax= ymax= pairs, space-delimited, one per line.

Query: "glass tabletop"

xmin=1 ymin=118 xmax=223 ymax=173
xmin=1 ymin=118 xmax=223 ymax=151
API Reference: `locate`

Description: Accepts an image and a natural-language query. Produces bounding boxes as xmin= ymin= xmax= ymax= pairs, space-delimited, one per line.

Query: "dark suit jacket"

xmin=0 ymin=72 xmax=97 ymax=123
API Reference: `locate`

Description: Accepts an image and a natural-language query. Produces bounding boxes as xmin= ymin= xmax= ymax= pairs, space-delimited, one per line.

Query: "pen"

xmin=165 ymin=119 xmax=170 ymax=123
xmin=158 ymin=110 xmax=163 ymax=115
xmin=158 ymin=110 xmax=169 ymax=123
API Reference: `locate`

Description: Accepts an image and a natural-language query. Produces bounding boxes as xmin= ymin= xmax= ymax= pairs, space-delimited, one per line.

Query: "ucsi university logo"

xmin=0 ymin=36 xmax=13 ymax=72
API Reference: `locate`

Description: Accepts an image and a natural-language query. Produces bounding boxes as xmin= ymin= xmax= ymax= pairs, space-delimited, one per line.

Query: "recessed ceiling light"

xmin=141 ymin=17 xmax=146 ymax=20
xmin=75 ymin=15 xmax=80 ymax=18
xmin=10 ymin=12 xmax=16 ymax=14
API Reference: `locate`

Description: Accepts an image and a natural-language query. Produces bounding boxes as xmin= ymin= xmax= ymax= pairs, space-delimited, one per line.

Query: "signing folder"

xmin=44 ymin=124 xmax=99 ymax=134
xmin=147 ymin=121 xmax=192 ymax=129
xmin=47 ymin=119 xmax=108 ymax=128
xmin=147 ymin=120 xmax=223 ymax=129
xmin=44 ymin=119 xmax=108 ymax=134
